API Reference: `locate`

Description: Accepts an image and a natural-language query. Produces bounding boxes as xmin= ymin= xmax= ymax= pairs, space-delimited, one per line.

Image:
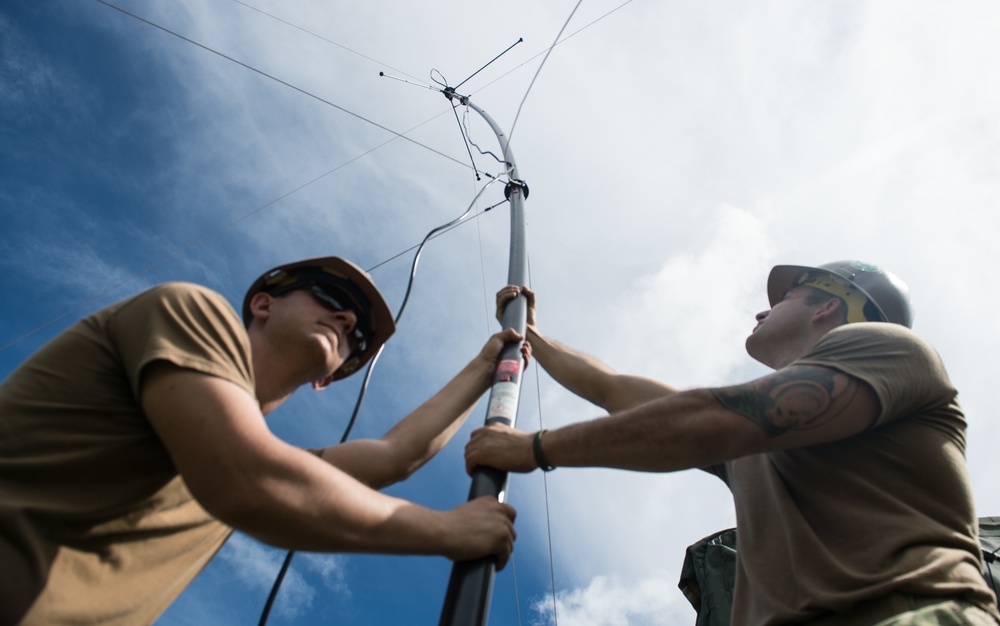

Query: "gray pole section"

xmin=439 ymin=95 xmax=529 ymax=626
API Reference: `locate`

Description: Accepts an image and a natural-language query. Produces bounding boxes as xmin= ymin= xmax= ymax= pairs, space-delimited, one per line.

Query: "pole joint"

xmin=504 ymin=179 xmax=529 ymax=200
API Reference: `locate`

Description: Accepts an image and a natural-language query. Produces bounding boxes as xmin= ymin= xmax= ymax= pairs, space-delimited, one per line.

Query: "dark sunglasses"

xmin=306 ymin=285 xmax=371 ymax=357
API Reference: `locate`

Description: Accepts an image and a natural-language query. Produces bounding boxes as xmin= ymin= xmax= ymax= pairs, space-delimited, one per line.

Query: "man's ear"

xmin=812 ymin=296 xmax=845 ymax=323
xmin=248 ymin=292 xmax=274 ymax=323
xmin=312 ymin=374 xmax=335 ymax=391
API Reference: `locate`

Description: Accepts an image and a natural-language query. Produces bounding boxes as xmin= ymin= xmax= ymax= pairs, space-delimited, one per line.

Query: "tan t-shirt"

xmin=0 ymin=283 xmax=255 ymax=625
xmin=719 ymin=323 xmax=997 ymax=625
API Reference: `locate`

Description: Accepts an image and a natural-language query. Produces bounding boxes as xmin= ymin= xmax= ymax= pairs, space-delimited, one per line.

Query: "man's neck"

xmin=247 ymin=327 xmax=301 ymax=414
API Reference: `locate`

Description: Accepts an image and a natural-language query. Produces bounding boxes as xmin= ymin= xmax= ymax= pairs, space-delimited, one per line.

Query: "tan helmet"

xmin=767 ymin=260 xmax=913 ymax=328
xmin=243 ymin=256 xmax=396 ymax=380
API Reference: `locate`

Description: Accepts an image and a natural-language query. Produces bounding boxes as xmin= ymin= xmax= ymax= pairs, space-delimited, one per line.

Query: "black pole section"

xmin=439 ymin=96 xmax=529 ymax=626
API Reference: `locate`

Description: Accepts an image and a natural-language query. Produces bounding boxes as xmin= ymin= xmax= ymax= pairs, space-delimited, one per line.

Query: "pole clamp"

xmin=504 ymin=179 xmax=529 ymax=200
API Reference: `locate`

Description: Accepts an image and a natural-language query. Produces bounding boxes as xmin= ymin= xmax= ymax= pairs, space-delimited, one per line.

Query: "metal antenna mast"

xmin=438 ymin=87 xmax=530 ymax=626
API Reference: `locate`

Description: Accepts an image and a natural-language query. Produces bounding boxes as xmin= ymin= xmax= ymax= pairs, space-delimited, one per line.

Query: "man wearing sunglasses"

xmin=0 ymin=256 xmax=521 ymax=625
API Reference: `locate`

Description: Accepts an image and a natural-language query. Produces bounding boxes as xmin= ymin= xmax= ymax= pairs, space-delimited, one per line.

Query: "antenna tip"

xmin=378 ymin=71 xmax=385 ymax=76
xmin=518 ymin=37 xmax=523 ymax=42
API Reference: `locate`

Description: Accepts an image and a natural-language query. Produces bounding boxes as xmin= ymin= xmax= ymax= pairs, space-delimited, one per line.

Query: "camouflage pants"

xmin=874 ymin=601 xmax=1000 ymax=626
xmin=812 ymin=597 xmax=1000 ymax=626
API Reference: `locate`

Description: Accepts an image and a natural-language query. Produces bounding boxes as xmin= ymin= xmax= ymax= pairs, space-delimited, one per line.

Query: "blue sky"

xmin=3 ymin=1 xmax=1000 ymax=624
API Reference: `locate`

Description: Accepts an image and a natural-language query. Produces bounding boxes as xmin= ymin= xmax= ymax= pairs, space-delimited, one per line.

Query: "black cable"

xmin=450 ymin=100 xmax=483 ymax=181
xmin=462 ymin=107 xmax=505 ymax=164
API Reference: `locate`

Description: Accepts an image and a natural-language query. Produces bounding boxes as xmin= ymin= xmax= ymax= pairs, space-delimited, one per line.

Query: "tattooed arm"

xmin=466 ymin=365 xmax=880 ymax=474
xmin=710 ymin=365 xmax=876 ymax=438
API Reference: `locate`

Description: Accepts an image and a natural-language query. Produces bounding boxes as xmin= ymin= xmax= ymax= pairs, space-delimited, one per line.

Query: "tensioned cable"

xmin=504 ymin=0 xmax=583 ymax=155
xmin=526 ymin=257 xmax=560 ymax=626
xmin=98 ymin=0 xmax=636 ymax=183
xmin=229 ymin=0 xmax=634 ymax=106
xmin=472 ymin=0 xmax=635 ymax=98
xmin=92 ymin=0 xmax=467 ymax=170
xmin=98 ymin=0 xmax=634 ymax=182
xmin=228 ymin=0 xmax=426 ymax=84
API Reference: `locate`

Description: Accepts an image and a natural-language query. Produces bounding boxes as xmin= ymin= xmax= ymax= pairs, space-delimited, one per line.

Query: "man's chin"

xmin=744 ymin=336 xmax=769 ymax=367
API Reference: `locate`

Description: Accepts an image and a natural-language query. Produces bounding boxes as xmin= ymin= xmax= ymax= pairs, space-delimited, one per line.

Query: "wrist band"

xmin=533 ymin=429 xmax=555 ymax=472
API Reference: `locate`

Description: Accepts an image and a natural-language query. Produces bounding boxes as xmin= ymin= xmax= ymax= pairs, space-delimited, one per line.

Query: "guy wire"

xmin=504 ymin=0 xmax=583 ymax=157
xmin=526 ymin=252 xmax=560 ymax=626
xmin=471 ymin=0 xmax=635 ymax=98
xmin=229 ymin=0 xmax=426 ymax=84
xmin=92 ymin=0 xmax=468 ymax=169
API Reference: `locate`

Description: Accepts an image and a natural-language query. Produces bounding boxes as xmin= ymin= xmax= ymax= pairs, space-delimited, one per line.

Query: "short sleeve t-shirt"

xmin=0 ymin=283 xmax=255 ymax=625
xmin=722 ymin=323 xmax=997 ymax=625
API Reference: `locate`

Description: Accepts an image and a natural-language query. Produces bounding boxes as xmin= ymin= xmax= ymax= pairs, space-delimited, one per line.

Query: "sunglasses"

xmin=306 ymin=284 xmax=371 ymax=357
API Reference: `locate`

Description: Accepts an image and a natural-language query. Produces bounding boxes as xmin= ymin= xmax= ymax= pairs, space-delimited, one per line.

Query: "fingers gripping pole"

xmin=439 ymin=96 xmax=529 ymax=626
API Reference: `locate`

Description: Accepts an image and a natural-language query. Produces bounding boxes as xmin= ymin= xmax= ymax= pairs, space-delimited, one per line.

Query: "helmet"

xmin=243 ymin=256 xmax=396 ymax=380
xmin=767 ymin=260 xmax=913 ymax=328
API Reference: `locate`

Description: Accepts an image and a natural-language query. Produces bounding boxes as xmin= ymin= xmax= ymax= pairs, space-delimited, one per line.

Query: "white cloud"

xmin=297 ymin=552 xmax=352 ymax=598
xmin=609 ymin=203 xmax=774 ymax=387
xmin=216 ymin=534 xmax=351 ymax=621
xmin=530 ymin=572 xmax=691 ymax=626
xmin=216 ymin=535 xmax=315 ymax=620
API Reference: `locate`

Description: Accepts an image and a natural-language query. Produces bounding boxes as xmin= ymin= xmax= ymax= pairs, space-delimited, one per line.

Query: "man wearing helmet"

xmin=0 ymin=256 xmax=520 ymax=625
xmin=468 ymin=261 xmax=999 ymax=625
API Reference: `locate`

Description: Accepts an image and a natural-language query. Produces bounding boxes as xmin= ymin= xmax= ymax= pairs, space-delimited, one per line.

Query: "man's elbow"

xmin=374 ymin=455 xmax=423 ymax=489
xmin=186 ymin=476 xmax=272 ymax=531
xmin=367 ymin=438 xmax=436 ymax=489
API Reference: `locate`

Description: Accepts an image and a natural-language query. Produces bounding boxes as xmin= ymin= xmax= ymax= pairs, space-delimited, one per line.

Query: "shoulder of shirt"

xmin=825 ymin=321 xmax=921 ymax=343
xmin=146 ymin=281 xmax=226 ymax=300
xmin=817 ymin=322 xmax=941 ymax=362
xmin=118 ymin=282 xmax=241 ymax=322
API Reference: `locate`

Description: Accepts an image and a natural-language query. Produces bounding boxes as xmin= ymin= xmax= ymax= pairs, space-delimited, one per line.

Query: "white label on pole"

xmin=487 ymin=381 xmax=519 ymax=422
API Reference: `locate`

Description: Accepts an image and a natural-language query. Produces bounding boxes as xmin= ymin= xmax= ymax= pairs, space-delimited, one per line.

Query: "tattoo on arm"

xmin=709 ymin=366 xmax=861 ymax=437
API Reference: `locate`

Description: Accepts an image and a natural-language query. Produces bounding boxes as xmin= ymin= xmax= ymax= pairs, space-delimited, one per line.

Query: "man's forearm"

xmin=321 ymin=353 xmax=494 ymax=488
xmin=223 ymin=442 xmax=491 ymax=559
xmin=380 ymin=355 xmax=495 ymax=474
xmin=538 ymin=389 xmax=748 ymax=472
xmin=527 ymin=324 xmax=677 ymax=413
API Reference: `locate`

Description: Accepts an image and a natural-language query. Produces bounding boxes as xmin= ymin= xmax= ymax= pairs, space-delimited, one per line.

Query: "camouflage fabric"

xmin=678 ymin=528 xmax=737 ymax=626
xmin=981 ymin=518 xmax=1000 ymax=608
xmin=679 ymin=518 xmax=999 ymax=626
xmin=871 ymin=601 xmax=999 ymax=626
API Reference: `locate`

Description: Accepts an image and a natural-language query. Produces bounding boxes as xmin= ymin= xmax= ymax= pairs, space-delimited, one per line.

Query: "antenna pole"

xmin=439 ymin=93 xmax=529 ymax=626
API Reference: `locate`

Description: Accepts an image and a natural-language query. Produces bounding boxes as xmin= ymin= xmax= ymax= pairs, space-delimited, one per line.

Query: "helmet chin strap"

xmin=312 ymin=375 xmax=333 ymax=391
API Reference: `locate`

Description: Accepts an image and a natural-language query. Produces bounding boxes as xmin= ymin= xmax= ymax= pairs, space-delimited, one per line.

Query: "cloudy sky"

xmin=3 ymin=1 xmax=1000 ymax=624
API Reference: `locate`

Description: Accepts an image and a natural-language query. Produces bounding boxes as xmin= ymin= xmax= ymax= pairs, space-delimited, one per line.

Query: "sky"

xmin=2 ymin=1 xmax=1000 ymax=624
